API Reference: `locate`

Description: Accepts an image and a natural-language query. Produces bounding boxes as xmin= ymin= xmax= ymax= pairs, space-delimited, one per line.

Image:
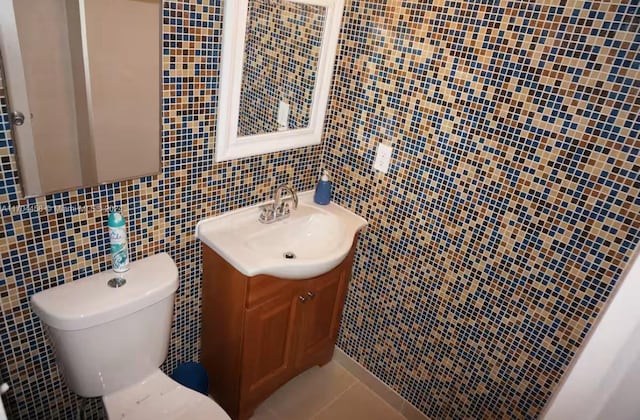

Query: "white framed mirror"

xmin=216 ymin=0 xmax=345 ymax=162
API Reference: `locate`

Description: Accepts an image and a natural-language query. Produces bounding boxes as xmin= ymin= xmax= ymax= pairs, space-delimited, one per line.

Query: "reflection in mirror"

xmin=0 ymin=0 xmax=160 ymax=197
xmin=238 ymin=0 xmax=326 ymax=137
xmin=216 ymin=0 xmax=344 ymax=162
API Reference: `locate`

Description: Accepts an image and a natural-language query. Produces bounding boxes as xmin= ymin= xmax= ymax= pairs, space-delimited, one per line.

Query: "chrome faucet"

xmin=259 ymin=185 xmax=298 ymax=224
xmin=274 ymin=185 xmax=298 ymax=212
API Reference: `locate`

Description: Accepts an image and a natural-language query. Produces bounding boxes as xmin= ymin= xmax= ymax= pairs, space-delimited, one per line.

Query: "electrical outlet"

xmin=373 ymin=143 xmax=392 ymax=173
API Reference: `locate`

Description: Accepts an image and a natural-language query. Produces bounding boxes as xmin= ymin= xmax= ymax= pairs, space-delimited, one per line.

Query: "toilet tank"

xmin=31 ymin=253 xmax=179 ymax=397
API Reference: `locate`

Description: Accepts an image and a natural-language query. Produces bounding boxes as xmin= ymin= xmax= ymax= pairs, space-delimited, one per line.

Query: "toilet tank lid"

xmin=31 ymin=253 xmax=179 ymax=331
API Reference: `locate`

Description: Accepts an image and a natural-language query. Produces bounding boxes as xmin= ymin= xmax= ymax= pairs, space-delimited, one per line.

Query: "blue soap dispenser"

xmin=314 ymin=169 xmax=332 ymax=205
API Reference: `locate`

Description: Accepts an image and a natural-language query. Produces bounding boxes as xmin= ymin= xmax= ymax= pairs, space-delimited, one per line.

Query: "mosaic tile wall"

xmin=238 ymin=0 xmax=325 ymax=136
xmin=2 ymin=0 xmax=639 ymax=418
xmin=0 ymin=1 xmax=321 ymax=418
xmin=325 ymin=0 xmax=640 ymax=418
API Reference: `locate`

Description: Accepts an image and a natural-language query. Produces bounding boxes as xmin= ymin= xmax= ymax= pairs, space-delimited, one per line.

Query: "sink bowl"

xmin=195 ymin=191 xmax=368 ymax=279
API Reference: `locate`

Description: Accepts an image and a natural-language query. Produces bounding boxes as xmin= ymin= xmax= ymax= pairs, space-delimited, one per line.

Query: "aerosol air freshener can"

xmin=108 ymin=211 xmax=129 ymax=273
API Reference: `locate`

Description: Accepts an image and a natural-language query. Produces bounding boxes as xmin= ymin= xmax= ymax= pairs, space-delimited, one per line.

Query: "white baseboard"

xmin=332 ymin=346 xmax=430 ymax=420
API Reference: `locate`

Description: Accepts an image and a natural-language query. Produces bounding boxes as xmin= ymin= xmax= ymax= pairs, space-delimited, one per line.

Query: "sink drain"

xmin=283 ymin=252 xmax=296 ymax=259
xmin=107 ymin=277 xmax=126 ymax=288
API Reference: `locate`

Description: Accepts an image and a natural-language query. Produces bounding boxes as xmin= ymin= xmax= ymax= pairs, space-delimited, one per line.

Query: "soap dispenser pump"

xmin=314 ymin=169 xmax=332 ymax=205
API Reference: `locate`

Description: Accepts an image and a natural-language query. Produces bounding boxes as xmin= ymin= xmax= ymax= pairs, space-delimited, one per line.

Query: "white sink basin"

xmin=195 ymin=191 xmax=368 ymax=279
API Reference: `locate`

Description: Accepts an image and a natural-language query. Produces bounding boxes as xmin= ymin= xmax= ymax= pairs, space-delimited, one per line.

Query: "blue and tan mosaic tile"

xmin=326 ymin=0 xmax=640 ymax=418
xmin=0 ymin=1 xmax=321 ymax=418
xmin=1 ymin=0 xmax=639 ymax=419
xmin=238 ymin=0 xmax=325 ymax=136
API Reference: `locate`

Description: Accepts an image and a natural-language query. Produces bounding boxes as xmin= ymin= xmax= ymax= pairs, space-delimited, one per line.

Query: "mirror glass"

xmin=238 ymin=0 xmax=326 ymax=137
xmin=216 ymin=0 xmax=344 ymax=162
xmin=0 ymin=0 xmax=160 ymax=197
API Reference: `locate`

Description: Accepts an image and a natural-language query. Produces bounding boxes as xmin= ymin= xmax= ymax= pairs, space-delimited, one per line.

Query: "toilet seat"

xmin=102 ymin=369 xmax=230 ymax=420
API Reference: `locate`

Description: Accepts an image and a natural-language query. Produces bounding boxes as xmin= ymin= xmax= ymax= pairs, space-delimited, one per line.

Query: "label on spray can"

xmin=108 ymin=211 xmax=129 ymax=272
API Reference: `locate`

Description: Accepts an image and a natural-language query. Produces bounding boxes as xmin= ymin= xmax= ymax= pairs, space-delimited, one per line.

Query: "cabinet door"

xmin=295 ymin=268 xmax=349 ymax=369
xmin=241 ymin=288 xmax=301 ymax=405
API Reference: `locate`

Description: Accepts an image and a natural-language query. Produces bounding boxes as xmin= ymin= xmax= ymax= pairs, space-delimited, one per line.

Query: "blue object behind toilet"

xmin=171 ymin=362 xmax=209 ymax=395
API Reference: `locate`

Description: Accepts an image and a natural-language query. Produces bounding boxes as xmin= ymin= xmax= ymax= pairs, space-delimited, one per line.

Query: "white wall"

xmin=543 ymin=248 xmax=640 ymax=420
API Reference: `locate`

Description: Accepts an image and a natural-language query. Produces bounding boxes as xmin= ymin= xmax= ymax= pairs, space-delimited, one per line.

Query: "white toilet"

xmin=31 ymin=253 xmax=230 ymax=420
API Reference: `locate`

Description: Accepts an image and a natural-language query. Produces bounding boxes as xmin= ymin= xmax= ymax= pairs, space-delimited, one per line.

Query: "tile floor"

xmin=249 ymin=361 xmax=408 ymax=420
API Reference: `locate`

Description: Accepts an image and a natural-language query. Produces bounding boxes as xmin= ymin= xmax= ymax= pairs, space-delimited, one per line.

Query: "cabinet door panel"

xmin=296 ymin=269 xmax=348 ymax=368
xmin=242 ymin=291 xmax=299 ymax=403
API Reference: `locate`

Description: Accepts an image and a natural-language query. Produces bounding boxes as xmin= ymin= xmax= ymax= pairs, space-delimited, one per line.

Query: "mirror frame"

xmin=216 ymin=0 xmax=345 ymax=162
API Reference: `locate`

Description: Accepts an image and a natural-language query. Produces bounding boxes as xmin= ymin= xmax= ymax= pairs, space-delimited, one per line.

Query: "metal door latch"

xmin=10 ymin=111 xmax=25 ymax=126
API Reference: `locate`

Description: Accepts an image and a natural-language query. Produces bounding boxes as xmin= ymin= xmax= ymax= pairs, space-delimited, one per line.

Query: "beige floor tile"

xmin=333 ymin=348 xmax=405 ymax=411
xmin=249 ymin=402 xmax=279 ymax=420
xmin=313 ymin=383 xmax=406 ymax=420
xmin=262 ymin=361 xmax=357 ymax=420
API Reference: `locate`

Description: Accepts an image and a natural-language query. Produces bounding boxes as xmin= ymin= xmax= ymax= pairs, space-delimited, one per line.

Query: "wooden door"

xmin=241 ymin=286 xmax=301 ymax=406
xmin=295 ymin=268 xmax=349 ymax=369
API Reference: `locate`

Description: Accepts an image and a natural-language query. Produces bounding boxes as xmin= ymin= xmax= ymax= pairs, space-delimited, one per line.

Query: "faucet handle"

xmin=258 ymin=204 xmax=275 ymax=223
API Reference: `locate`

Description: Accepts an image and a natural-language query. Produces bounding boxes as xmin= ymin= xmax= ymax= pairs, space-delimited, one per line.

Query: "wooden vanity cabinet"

xmin=201 ymin=243 xmax=356 ymax=420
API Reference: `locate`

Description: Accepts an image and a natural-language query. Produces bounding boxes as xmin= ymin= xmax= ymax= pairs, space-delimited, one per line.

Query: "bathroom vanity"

xmin=195 ymin=189 xmax=367 ymax=419
xmin=201 ymin=243 xmax=356 ymax=420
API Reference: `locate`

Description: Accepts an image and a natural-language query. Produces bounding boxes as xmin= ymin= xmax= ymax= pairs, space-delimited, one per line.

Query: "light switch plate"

xmin=373 ymin=143 xmax=392 ymax=173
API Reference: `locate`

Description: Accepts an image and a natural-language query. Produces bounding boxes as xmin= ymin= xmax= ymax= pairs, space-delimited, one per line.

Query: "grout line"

xmin=332 ymin=348 xmax=424 ymax=419
xmin=308 ymin=380 xmax=358 ymax=420
xmin=256 ymin=362 xmax=358 ymax=420
xmin=333 ymin=348 xmax=404 ymax=399
xmin=331 ymin=358 xmax=358 ymax=382
xmin=350 ymin=380 xmax=409 ymax=419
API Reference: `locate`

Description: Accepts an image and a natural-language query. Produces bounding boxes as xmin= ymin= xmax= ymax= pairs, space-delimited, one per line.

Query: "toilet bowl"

xmin=30 ymin=253 xmax=230 ymax=420
xmin=103 ymin=370 xmax=229 ymax=419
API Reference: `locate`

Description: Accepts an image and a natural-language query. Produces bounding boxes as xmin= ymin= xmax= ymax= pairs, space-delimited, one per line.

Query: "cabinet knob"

xmin=306 ymin=291 xmax=315 ymax=300
xmin=298 ymin=295 xmax=307 ymax=303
